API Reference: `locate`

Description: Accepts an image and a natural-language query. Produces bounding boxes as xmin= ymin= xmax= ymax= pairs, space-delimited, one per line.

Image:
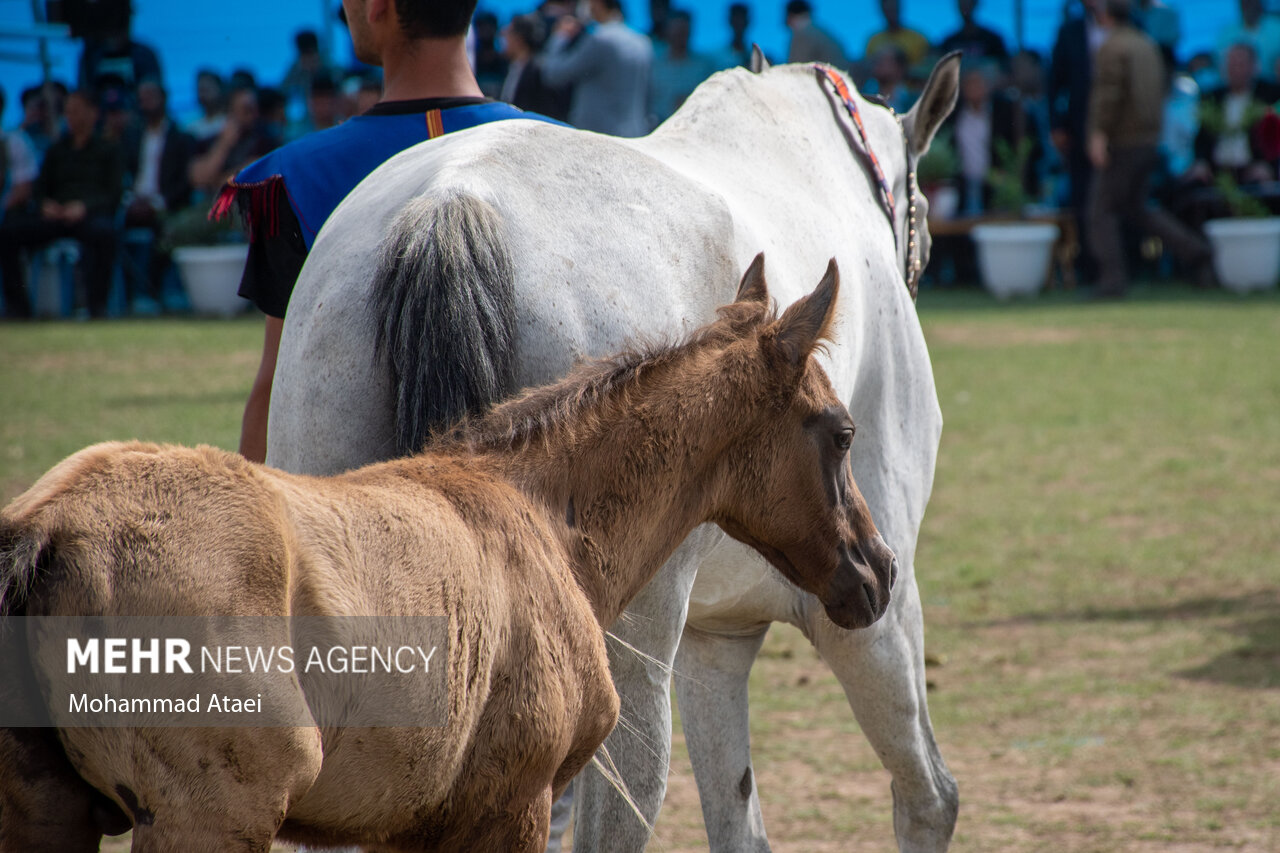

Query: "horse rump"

xmin=372 ymin=188 xmax=519 ymax=457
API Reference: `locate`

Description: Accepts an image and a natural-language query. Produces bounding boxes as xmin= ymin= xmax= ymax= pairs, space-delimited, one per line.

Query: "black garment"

xmin=236 ymin=96 xmax=488 ymax=319
xmin=123 ymin=121 xmax=196 ymax=213
xmin=0 ymin=214 xmax=117 ymax=318
xmin=1049 ymin=14 xmax=1096 ymax=278
xmin=78 ymin=38 xmax=163 ymax=96
xmin=506 ymin=61 xmax=572 ymax=123
xmin=36 ymin=134 xmax=124 ymax=219
xmin=939 ymin=24 xmax=1009 ymax=67
xmin=1192 ymin=82 xmax=1280 ymax=177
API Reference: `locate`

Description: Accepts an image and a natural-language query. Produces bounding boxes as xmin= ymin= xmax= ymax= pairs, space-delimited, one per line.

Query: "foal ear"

xmin=773 ymin=258 xmax=840 ymax=367
xmin=902 ymin=51 xmax=961 ymax=157
xmin=750 ymin=45 xmax=770 ymax=73
xmin=735 ymin=252 xmax=769 ymax=304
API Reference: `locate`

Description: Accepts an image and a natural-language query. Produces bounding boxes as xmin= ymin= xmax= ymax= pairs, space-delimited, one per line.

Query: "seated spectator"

xmin=189 ymin=87 xmax=277 ymax=199
xmin=1 ymin=85 xmax=40 ymax=221
xmin=866 ymin=0 xmax=930 ymax=69
xmin=0 ymin=91 xmax=122 ymax=318
xmin=18 ymin=83 xmax=65 ymax=162
xmin=1216 ymin=0 xmax=1280 ymax=83
xmin=281 ymin=30 xmax=341 ymax=104
xmin=865 ymin=46 xmax=916 ymax=114
xmin=258 ymin=87 xmax=288 ymax=144
xmin=288 ymin=71 xmax=343 ymax=141
xmin=785 ymin=1 xmax=846 ymax=67
xmin=951 ymin=64 xmax=1044 ymax=215
xmin=1191 ymin=43 xmax=1280 ymax=189
xmin=499 ymin=14 xmax=571 ymax=121
xmin=472 ymin=12 xmax=509 ymax=99
xmin=98 ymin=84 xmax=137 ymax=146
xmin=542 ymin=0 xmax=653 ymax=138
xmin=187 ymin=69 xmax=227 ymax=144
xmin=714 ymin=3 xmax=755 ymax=70
xmin=648 ymin=9 xmax=716 ymax=127
xmin=121 ymin=79 xmax=194 ymax=308
xmin=939 ymin=0 xmax=1009 ymax=69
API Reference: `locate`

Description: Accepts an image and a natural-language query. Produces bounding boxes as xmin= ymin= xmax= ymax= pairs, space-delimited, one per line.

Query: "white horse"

xmin=268 ymin=55 xmax=960 ymax=852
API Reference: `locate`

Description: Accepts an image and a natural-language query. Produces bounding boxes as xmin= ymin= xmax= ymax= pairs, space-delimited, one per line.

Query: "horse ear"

xmin=735 ymin=252 xmax=769 ymax=304
xmin=902 ymin=51 xmax=961 ymax=157
xmin=750 ymin=45 xmax=770 ymax=73
xmin=772 ymin=258 xmax=839 ymax=367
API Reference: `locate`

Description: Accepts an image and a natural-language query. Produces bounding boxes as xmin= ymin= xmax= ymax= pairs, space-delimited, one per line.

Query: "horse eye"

xmin=834 ymin=428 xmax=854 ymax=452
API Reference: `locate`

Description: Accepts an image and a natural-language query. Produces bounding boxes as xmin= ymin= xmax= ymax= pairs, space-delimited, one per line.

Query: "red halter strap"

xmin=815 ymin=65 xmax=897 ymax=229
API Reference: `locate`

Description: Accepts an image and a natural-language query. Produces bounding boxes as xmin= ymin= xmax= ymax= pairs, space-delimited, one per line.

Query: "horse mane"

xmin=431 ymin=298 xmax=776 ymax=454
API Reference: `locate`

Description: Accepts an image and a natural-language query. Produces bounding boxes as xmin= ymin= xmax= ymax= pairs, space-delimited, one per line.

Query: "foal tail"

xmin=372 ymin=189 xmax=518 ymax=457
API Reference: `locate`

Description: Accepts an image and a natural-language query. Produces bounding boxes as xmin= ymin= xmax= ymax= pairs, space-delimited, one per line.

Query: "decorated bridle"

xmin=814 ymin=65 xmax=924 ymax=300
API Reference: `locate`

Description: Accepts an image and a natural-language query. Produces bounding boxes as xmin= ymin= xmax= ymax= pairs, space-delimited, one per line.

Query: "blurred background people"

xmin=785 ymin=0 xmax=847 ymax=66
xmin=542 ymin=0 xmax=652 ymax=137
xmin=648 ymin=8 xmax=715 ymax=127
xmin=500 ymin=14 xmax=571 ymax=120
xmin=866 ymin=0 xmax=930 ymax=68
xmin=0 ymin=90 xmax=122 ymax=318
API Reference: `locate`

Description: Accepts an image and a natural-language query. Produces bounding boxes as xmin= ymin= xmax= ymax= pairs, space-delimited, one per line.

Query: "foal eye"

xmin=833 ymin=428 xmax=854 ymax=452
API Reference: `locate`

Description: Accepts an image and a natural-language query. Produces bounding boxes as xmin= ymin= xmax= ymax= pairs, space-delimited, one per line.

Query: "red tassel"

xmin=209 ymin=175 xmax=285 ymax=242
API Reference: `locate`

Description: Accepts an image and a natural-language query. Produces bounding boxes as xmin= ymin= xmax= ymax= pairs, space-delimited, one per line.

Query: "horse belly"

xmin=686 ymin=538 xmax=803 ymax=633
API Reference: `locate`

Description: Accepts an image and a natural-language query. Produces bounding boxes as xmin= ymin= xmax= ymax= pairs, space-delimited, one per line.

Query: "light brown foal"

xmin=0 ymin=254 xmax=895 ymax=852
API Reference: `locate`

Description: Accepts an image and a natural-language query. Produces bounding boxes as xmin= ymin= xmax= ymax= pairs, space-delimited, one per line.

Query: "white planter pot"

xmin=1204 ymin=217 xmax=1280 ymax=294
xmin=971 ymin=222 xmax=1059 ymax=299
xmin=173 ymin=244 xmax=250 ymax=317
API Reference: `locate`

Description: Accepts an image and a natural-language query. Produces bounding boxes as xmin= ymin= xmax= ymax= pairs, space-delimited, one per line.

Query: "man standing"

xmin=223 ymin=0 xmax=561 ymax=463
xmin=1087 ymin=0 xmax=1212 ymax=297
xmin=541 ymin=0 xmax=652 ymax=138
xmin=0 ymin=90 xmax=121 ymax=319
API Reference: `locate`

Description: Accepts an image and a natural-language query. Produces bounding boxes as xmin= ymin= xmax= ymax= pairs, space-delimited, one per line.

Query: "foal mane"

xmin=431 ymin=298 xmax=775 ymax=454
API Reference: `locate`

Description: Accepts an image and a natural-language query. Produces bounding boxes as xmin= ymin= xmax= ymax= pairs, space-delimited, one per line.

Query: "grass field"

xmin=2 ymin=284 xmax=1278 ymax=852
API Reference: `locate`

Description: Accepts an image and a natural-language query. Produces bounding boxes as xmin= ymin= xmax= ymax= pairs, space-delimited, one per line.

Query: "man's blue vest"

xmin=213 ymin=102 xmax=562 ymax=248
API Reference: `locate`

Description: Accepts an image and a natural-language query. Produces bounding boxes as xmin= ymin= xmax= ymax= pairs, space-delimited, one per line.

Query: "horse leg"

xmin=568 ymin=527 xmax=714 ymax=852
xmin=805 ymin=572 xmax=958 ymax=853
xmin=672 ymin=624 xmax=770 ymax=853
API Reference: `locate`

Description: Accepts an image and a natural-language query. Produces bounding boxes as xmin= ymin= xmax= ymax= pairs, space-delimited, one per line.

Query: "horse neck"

xmin=489 ymin=348 xmax=755 ymax=628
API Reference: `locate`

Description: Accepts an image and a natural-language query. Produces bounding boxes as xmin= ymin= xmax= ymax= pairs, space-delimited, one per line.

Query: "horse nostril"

xmin=862 ymin=582 xmax=876 ymax=614
xmin=890 ymin=558 xmax=898 ymax=590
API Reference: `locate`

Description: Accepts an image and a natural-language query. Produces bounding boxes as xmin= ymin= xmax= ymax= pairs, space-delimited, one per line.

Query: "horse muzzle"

xmin=822 ymin=537 xmax=897 ymax=630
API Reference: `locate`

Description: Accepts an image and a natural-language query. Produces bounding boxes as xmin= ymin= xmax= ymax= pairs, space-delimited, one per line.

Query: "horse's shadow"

xmin=975 ymin=592 xmax=1280 ymax=690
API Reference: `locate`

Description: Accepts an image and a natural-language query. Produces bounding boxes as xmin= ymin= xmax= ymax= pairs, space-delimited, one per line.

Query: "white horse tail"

xmin=372 ymin=189 xmax=518 ymax=457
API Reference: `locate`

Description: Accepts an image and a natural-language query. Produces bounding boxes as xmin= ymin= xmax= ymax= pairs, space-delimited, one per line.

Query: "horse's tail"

xmin=372 ymin=189 xmax=518 ymax=457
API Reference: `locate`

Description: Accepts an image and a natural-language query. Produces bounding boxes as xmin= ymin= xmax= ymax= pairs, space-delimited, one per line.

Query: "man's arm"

xmin=541 ymin=25 xmax=604 ymax=88
xmin=240 ymin=315 xmax=283 ymax=463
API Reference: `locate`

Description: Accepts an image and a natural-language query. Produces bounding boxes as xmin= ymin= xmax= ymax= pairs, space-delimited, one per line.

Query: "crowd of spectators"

xmin=4 ymin=0 xmax=1280 ymax=317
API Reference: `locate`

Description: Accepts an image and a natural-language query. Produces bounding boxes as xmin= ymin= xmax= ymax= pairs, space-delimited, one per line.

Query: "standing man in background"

xmin=1087 ymin=0 xmax=1213 ymax=298
xmin=542 ymin=0 xmax=652 ymax=137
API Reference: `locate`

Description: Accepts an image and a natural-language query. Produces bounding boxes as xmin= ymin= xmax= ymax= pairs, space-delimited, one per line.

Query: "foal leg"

xmin=805 ymin=571 xmax=958 ymax=853
xmin=569 ymin=528 xmax=714 ymax=852
xmin=672 ymin=625 xmax=770 ymax=853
